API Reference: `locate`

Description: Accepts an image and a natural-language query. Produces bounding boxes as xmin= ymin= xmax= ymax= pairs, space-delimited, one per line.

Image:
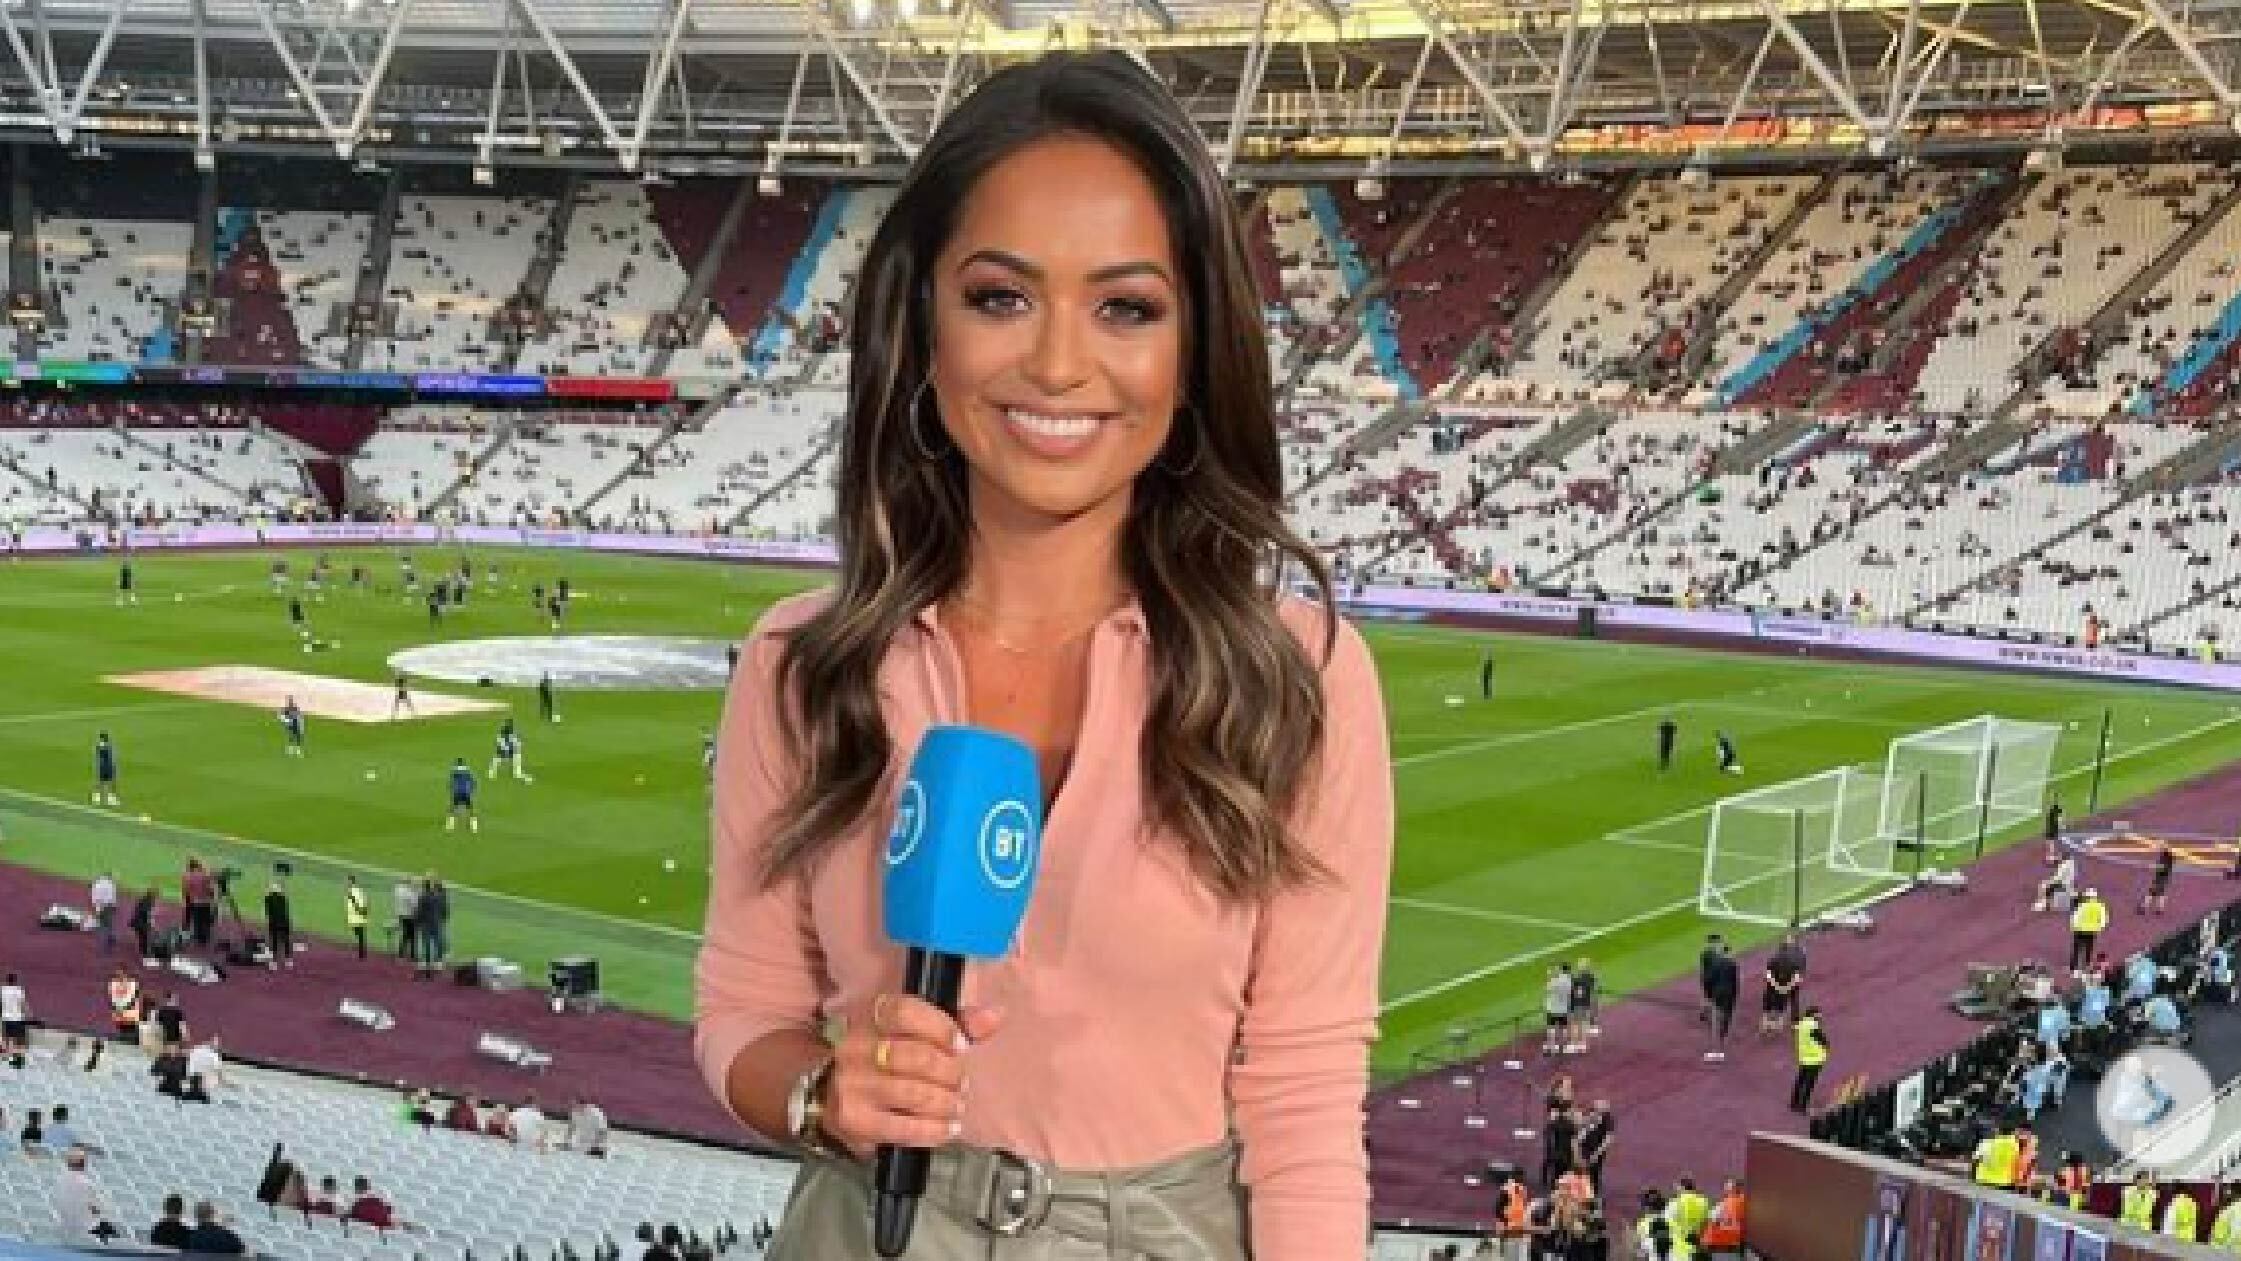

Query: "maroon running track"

xmin=1364 ymin=758 xmax=2241 ymax=1231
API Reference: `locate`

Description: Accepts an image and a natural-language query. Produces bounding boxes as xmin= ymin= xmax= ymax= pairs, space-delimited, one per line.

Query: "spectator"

xmin=175 ymin=1073 xmax=213 ymax=1105
xmin=152 ymin=990 xmax=187 ymax=1047
xmin=254 ymin=1142 xmax=296 ymax=1207
xmin=393 ymin=876 xmax=420 ymax=961
xmin=1 ymin=971 xmax=30 ymax=1053
xmin=89 ymin=870 xmax=118 ymax=954
xmin=147 ymin=1193 xmax=191 ymax=1249
xmin=44 ymin=1104 xmax=92 ymax=1156
xmin=150 ymin=1042 xmax=188 ymax=1093
xmin=308 ymin=1175 xmax=341 ymax=1216
xmin=483 ymin=1098 xmax=515 ymax=1141
xmin=510 ymin=1092 xmax=550 ymax=1152
xmin=51 ymin=1148 xmax=121 ymax=1245
xmin=567 ymin=1095 xmax=610 ymax=1157
xmin=128 ymin=885 xmax=157 ymax=960
xmin=443 ymin=1093 xmax=480 ymax=1132
xmin=2144 ymin=992 xmax=2187 ymax=1043
xmin=186 ymin=1035 xmax=230 ymax=1090
xmin=184 ymin=1200 xmax=246 ymax=1255
xmin=180 ymin=859 xmax=217 ymax=948
xmin=400 ymin=1088 xmax=436 ymax=1128
xmin=263 ymin=878 xmax=294 ymax=968
xmin=1576 ymin=1099 xmax=1614 ymax=1192
xmin=346 ymin=1175 xmax=398 ymax=1230
xmin=106 ymin=966 xmax=142 ymax=1042
xmin=1699 ymin=1179 xmax=1746 ymax=1257
xmin=19 ymin=1107 xmax=45 ymax=1155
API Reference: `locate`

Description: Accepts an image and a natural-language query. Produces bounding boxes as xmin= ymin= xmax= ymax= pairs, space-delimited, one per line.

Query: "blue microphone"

xmin=874 ymin=725 xmax=1043 ymax=1258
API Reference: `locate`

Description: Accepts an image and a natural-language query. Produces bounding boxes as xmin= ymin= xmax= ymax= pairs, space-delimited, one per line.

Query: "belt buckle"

xmin=976 ymin=1149 xmax=1054 ymax=1237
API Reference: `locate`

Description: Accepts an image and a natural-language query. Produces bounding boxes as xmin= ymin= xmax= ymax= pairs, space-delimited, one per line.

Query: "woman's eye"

xmin=963 ymin=286 xmax=1027 ymax=316
xmin=1102 ymin=296 xmax=1165 ymax=325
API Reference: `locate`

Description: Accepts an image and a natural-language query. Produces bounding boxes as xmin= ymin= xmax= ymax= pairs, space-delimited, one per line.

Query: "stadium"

xmin=6 ymin=0 xmax=2241 ymax=1256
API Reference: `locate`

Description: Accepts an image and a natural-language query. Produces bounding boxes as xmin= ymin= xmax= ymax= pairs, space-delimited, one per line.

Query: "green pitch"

xmin=4 ymin=548 xmax=2240 ymax=1080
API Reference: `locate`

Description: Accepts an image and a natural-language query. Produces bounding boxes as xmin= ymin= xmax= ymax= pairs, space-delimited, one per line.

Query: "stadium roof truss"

xmin=0 ymin=0 xmax=2235 ymax=177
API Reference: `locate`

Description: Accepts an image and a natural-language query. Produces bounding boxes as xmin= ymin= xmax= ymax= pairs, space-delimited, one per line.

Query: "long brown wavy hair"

xmin=762 ymin=50 xmax=1337 ymax=903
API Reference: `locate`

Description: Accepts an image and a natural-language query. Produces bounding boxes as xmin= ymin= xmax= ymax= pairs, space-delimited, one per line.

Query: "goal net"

xmin=1875 ymin=716 xmax=2063 ymax=852
xmin=1698 ymin=767 xmax=1896 ymax=926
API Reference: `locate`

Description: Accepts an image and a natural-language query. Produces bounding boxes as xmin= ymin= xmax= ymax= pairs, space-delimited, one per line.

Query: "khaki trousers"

xmin=766 ymin=1140 xmax=1250 ymax=1261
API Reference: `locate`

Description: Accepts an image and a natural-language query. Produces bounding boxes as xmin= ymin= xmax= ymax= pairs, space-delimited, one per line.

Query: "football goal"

xmin=1698 ymin=767 xmax=1896 ymax=926
xmin=1875 ymin=716 xmax=2063 ymax=854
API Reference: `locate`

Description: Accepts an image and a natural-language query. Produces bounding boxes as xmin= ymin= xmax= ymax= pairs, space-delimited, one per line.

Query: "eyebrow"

xmin=955 ymin=247 xmax=1172 ymax=287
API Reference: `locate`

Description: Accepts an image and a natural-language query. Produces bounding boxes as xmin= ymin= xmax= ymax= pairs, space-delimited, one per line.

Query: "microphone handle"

xmin=872 ymin=946 xmax=965 ymax=1258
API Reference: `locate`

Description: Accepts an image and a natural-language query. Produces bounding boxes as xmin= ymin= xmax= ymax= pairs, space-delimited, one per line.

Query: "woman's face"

xmin=928 ymin=134 xmax=1185 ymax=531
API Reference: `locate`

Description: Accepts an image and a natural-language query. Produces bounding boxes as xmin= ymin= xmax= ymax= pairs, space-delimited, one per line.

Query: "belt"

xmin=919 ymin=1140 xmax=1239 ymax=1245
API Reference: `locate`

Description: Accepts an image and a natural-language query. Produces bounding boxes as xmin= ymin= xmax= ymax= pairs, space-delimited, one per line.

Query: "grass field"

xmin=6 ymin=546 xmax=2241 ymax=1079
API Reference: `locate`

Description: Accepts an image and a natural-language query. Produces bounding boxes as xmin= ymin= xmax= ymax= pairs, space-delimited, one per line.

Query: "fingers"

xmin=868 ymin=993 xmax=980 ymax=1052
xmin=846 ymin=1028 xmax=963 ymax=1091
xmin=957 ymin=1004 xmax=1006 ymax=1045
xmin=819 ymin=993 xmax=994 ymax=1160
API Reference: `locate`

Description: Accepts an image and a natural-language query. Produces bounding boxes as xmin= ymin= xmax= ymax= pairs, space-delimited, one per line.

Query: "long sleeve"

xmin=692 ymin=601 xmax=832 ymax=1139
xmin=1230 ymin=616 xmax=1394 ymax=1260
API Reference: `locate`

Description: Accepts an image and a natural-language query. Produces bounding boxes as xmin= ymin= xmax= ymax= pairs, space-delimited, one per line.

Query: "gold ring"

xmin=874 ymin=1038 xmax=893 ymax=1073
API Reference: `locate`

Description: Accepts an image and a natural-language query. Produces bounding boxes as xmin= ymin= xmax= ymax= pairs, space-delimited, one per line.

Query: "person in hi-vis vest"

xmin=2209 ymin=1185 xmax=2241 ymax=1249
xmin=344 ymin=877 xmax=370 ymax=960
xmin=2166 ymin=1186 xmax=2202 ymax=1241
xmin=1789 ymin=1008 xmax=1829 ymax=1113
xmin=2121 ymin=1172 xmax=2159 ymax=1231
xmin=2070 ymin=889 xmax=2109 ymax=974
xmin=1971 ymin=1122 xmax=2019 ymax=1187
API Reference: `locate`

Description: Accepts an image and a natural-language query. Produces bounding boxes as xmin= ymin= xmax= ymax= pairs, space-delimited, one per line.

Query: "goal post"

xmin=1698 ymin=767 xmax=1895 ymax=926
xmin=1875 ymin=716 xmax=2063 ymax=852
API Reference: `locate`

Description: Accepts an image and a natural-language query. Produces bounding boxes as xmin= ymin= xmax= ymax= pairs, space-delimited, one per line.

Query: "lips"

xmin=999 ymin=405 xmax=1111 ymax=458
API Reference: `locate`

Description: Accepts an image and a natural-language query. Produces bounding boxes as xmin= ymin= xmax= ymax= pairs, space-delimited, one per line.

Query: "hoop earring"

xmin=1156 ymin=406 xmax=1204 ymax=478
xmin=906 ymin=376 xmax=949 ymax=461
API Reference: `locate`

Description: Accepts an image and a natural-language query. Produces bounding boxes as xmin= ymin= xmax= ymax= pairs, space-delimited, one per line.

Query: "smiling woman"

xmin=695 ymin=48 xmax=1395 ymax=1261
xmin=929 ymin=138 xmax=1183 ymax=523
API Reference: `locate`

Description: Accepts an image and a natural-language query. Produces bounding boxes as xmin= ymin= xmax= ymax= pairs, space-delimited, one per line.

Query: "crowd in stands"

xmin=0 ymin=854 xmax=768 ymax=1260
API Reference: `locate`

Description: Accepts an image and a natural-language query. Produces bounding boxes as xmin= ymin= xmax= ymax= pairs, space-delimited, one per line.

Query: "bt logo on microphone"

xmin=979 ymin=800 xmax=1036 ymax=890
xmin=887 ymin=780 xmax=927 ymax=866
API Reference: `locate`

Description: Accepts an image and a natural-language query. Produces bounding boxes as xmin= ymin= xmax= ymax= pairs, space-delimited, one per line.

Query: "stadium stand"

xmin=607 ymin=392 xmax=844 ymax=537
xmin=1712 ymin=168 xmax=1988 ymax=412
xmin=206 ymin=219 xmax=310 ymax=368
xmin=0 ymin=1031 xmax=777 ymax=1257
xmin=456 ymin=407 xmax=683 ymax=527
xmin=783 ymin=188 xmax=893 ymax=388
xmin=365 ymin=195 xmax=552 ymax=373
xmin=1506 ymin=172 xmax=1820 ymax=396
xmin=36 ymin=217 xmax=192 ymax=364
xmin=259 ymin=209 xmax=377 ymax=369
xmin=1264 ymin=187 xmax=1393 ymax=400
xmin=350 ymin=407 xmax=508 ymax=520
xmin=1914 ymin=163 xmax=2238 ymax=415
xmin=0 ymin=401 xmax=316 ymax=523
xmin=1379 ymin=176 xmax=1620 ymax=393
xmin=524 ymin=183 xmax=741 ymax=380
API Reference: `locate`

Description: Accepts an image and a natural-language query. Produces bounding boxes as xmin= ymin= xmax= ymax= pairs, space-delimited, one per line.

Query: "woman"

xmin=694 ymin=49 xmax=1393 ymax=1260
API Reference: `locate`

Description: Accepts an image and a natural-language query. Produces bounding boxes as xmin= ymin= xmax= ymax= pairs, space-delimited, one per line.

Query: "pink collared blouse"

xmin=695 ymin=588 xmax=1394 ymax=1258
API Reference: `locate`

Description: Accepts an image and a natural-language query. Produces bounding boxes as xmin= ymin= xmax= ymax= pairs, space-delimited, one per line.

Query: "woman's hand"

xmin=818 ymin=993 xmax=1004 ymax=1161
